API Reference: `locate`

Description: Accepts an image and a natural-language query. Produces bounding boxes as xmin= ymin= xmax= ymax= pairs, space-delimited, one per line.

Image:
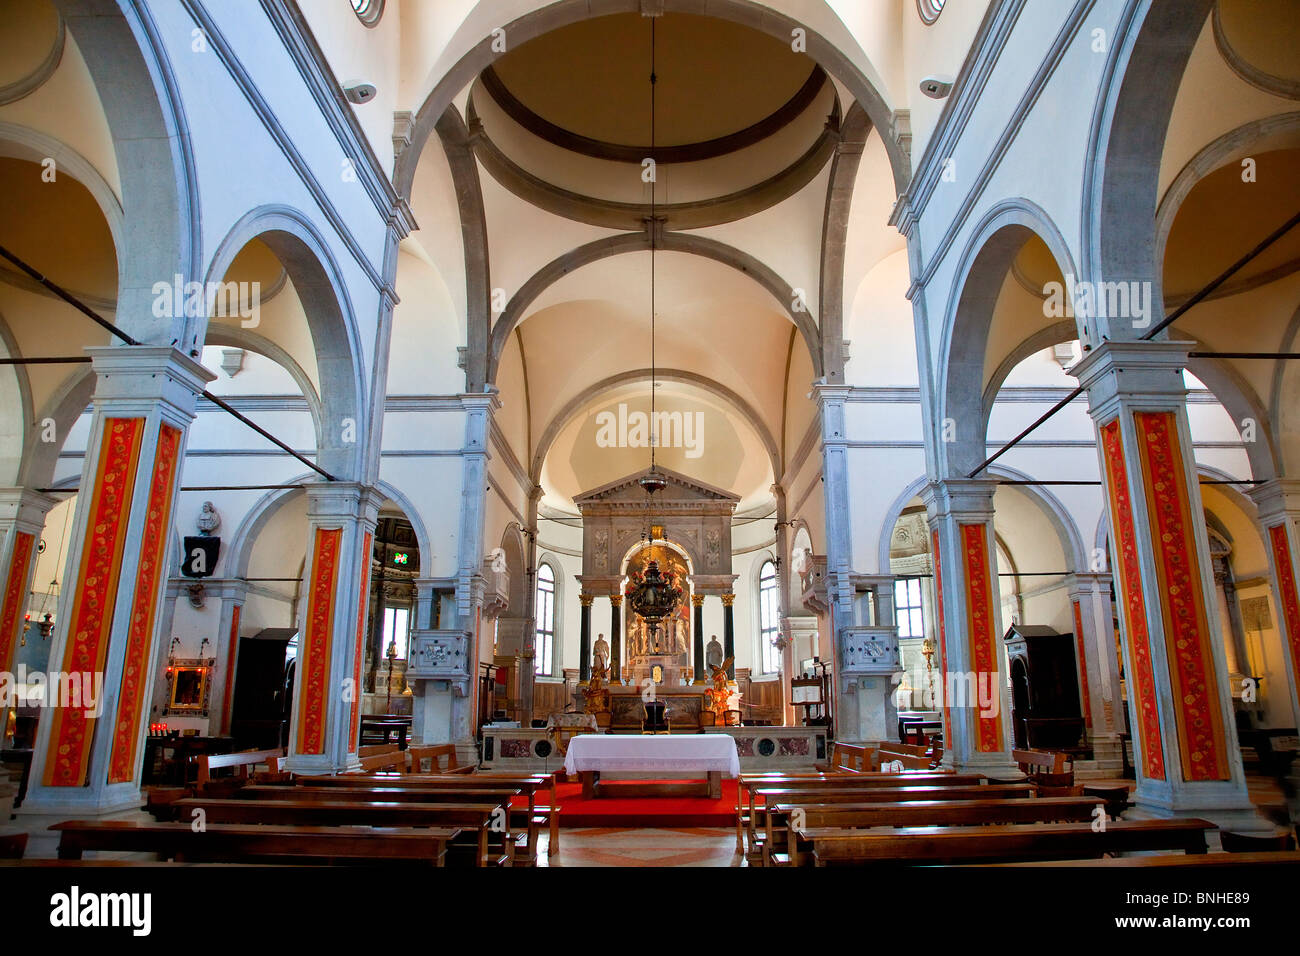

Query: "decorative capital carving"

xmin=579 ymin=593 xmax=594 ymax=607
xmin=609 ymin=594 xmax=623 ymax=607
xmin=721 ymin=593 xmax=735 ymax=607
xmin=692 ymin=594 xmax=705 ymax=607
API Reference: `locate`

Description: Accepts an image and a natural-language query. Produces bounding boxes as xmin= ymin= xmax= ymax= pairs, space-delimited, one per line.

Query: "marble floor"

xmin=539 ymin=827 xmax=744 ymax=867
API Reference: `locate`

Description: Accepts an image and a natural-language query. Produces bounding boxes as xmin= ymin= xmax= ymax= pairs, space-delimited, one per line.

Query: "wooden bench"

xmin=284 ymin=771 xmax=561 ymax=861
xmin=797 ymin=818 xmax=1215 ymax=866
xmin=1013 ymin=748 xmax=1075 ymax=794
xmin=765 ymin=796 xmax=1104 ymax=866
xmin=736 ymin=771 xmax=980 ymax=855
xmin=350 ymin=749 xmax=406 ymax=773
xmin=51 ymin=820 xmax=460 ymax=865
xmin=875 ymin=742 xmax=938 ymax=771
xmin=172 ymin=797 xmax=514 ymax=867
xmin=817 ymin=743 xmax=873 ymax=773
xmin=406 ymin=744 xmax=475 ymax=774
xmin=196 ymin=748 xmax=284 ymax=789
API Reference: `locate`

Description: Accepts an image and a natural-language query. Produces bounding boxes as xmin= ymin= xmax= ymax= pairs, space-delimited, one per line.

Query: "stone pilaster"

xmin=1066 ymin=572 xmax=1125 ymax=777
xmin=1073 ymin=340 xmax=1263 ymax=830
xmin=922 ymin=478 xmax=1020 ymax=779
xmin=0 ymin=489 xmax=58 ymax=674
xmin=1248 ymin=478 xmax=1300 ymax=823
xmin=25 ymin=347 xmax=213 ymax=814
xmin=283 ymin=482 xmax=381 ymax=775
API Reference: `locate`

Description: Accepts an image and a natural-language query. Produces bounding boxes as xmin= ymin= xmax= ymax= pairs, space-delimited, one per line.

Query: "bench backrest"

xmin=1013 ymin=749 xmax=1067 ymax=774
xmin=407 ymin=744 xmax=469 ymax=774
xmin=197 ymin=749 xmax=283 ymax=786
xmin=354 ymin=749 xmax=405 ymax=773
xmin=827 ymin=743 xmax=873 ymax=772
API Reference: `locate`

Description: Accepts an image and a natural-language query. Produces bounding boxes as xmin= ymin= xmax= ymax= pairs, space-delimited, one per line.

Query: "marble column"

xmin=24 ymin=347 xmax=213 ymax=814
xmin=1248 ymin=478 xmax=1300 ymax=821
xmin=1074 ymin=340 xmax=1263 ymax=830
xmin=579 ymin=593 xmax=593 ymax=683
xmin=922 ymin=478 xmax=1020 ymax=779
xmin=722 ymin=594 xmax=736 ymax=679
xmin=214 ymin=582 xmax=248 ymax=736
xmin=609 ymin=594 xmax=622 ymax=683
xmin=283 ymin=482 xmax=381 ymax=775
xmin=0 ymin=489 xmax=57 ymax=675
xmin=1067 ymin=572 xmax=1125 ymax=774
xmin=692 ymin=594 xmax=705 ymax=684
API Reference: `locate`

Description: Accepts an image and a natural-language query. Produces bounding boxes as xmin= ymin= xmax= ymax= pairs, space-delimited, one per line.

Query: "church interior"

xmin=2 ymin=0 xmax=1300 ymax=900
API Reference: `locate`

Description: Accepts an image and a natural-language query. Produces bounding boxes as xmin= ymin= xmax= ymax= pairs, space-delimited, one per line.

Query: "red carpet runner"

xmin=514 ymin=779 xmax=739 ymax=828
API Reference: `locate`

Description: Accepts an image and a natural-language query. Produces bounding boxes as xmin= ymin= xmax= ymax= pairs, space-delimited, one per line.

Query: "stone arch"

xmin=374 ymin=479 xmax=435 ymax=579
xmin=876 ymin=467 xmax=1087 ymax=577
xmin=498 ymin=522 xmax=527 ymax=614
xmin=0 ymin=309 xmax=33 ymax=486
xmin=978 ymin=320 xmax=1080 ymax=441
xmin=1081 ymin=0 xmax=1214 ymax=337
xmin=18 ymin=365 xmax=95 ymax=490
xmin=937 ymin=199 xmax=1079 ymax=477
xmin=223 ymin=478 xmax=311 ymax=580
xmin=202 ymin=324 xmax=326 ymax=456
xmin=55 ymin=0 xmax=199 ymax=345
xmin=203 ymin=206 xmax=366 ymax=480
xmin=1152 ymin=111 xmax=1300 ymax=313
xmin=395 ymin=0 xmax=908 ymax=204
xmin=529 ymin=367 xmax=782 ymax=487
xmin=488 ymin=231 xmax=822 ymax=383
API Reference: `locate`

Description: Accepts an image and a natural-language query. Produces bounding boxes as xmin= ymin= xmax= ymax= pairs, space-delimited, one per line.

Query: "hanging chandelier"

xmin=638 ymin=16 xmax=667 ymax=498
xmin=626 ymin=559 xmax=682 ymax=653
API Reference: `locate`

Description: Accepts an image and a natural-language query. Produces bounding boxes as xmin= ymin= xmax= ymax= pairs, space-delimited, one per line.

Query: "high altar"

xmin=573 ymin=468 xmax=742 ymax=730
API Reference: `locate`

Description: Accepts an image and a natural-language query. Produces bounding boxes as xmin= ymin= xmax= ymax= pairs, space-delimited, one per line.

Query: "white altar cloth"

xmin=563 ymin=733 xmax=740 ymax=777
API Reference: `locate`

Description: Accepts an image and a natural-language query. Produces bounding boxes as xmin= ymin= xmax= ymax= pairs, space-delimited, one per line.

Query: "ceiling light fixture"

xmin=638 ymin=17 xmax=667 ymax=498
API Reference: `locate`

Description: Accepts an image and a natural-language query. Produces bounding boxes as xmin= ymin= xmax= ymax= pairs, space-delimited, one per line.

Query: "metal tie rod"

xmin=968 ymin=210 xmax=1300 ymax=478
xmin=0 ymin=243 xmax=335 ymax=481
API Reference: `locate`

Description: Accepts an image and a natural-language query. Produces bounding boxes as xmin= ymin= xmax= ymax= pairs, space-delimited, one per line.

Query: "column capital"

xmin=921 ymin=477 xmax=999 ymax=520
xmin=0 ymin=487 xmax=60 ymax=531
xmin=1070 ymin=339 xmax=1194 ymax=422
xmin=302 ymin=481 xmax=384 ymax=526
xmin=609 ymin=593 xmax=623 ymax=606
xmin=720 ymin=593 xmax=735 ymax=607
xmin=1248 ymin=478 xmax=1300 ymax=524
xmin=579 ymin=593 xmax=594 ymax=607
xmin=691 ymin=594 xmax=705 ymax=607
xmin=459 ymin=389 xmax=503 ymax=412
xmin=87 ymin=345 xmax=215 ymax=417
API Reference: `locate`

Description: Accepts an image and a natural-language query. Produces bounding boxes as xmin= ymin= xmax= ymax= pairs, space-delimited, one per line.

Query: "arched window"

xmin=535 ymin=563 xmax=556 ymax=676
xmin=349 ymin=0 xmax=384 ymax=27
xmin=917 ymin=0 xmax=946 ymax=25
xmin=758 ymin=560 xmax=780 ymax=675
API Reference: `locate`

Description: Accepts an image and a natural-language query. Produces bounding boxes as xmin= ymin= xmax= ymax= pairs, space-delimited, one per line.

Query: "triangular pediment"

xmin=574 ymin=467 xmax=740 ymax=508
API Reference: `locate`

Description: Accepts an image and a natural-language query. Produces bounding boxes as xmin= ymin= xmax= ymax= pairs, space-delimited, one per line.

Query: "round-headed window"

xmin=917 ymin=0 xmax=946 ymax=25
xmin=350 ymin=0 xmax=384 ymax=27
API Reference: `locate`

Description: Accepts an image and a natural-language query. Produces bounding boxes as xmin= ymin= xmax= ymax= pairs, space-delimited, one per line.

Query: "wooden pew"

xmin=51 ymin=820 xmax=460 ymax=865
xmin=172 ymin=797 xmax=513 ymax=867
xmin=406 ymin=744 xmax=475 ymax=774
xmin=288 ymin=771 xmax=561 ymax=860
xmin=196 ymin=749 xmax=284 ymax=789
xmin=875 ymin=742 xmax=937 ymax=771
xmin=351 ymin=749 xmax=405 ymax=773
xmin=747 ymin=783 xmax=1033 ymax=862
xmin=796 ymin=818 xmax=1215 ymax=866
xmin=1013 ymin=748 xmax=1067 ymax=774
xmin=766 ymin=796 xmax=1104 ymax=866
xmin=817 ymin=743 xmax=873 ymax=773
xmin=735 ymin=770 xmax=975 ymax=854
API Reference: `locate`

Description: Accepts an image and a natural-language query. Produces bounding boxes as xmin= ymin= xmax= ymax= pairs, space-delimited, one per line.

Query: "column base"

xmin=952 ymin=751 xmax=1026 ymax=781
xmin=282 ymin=753 xmax=361 ymax=776
xmin=19 ymin=782 xmax=144 ymax=817
xmin=1124 ymin=787 xmax=1277 ymax=837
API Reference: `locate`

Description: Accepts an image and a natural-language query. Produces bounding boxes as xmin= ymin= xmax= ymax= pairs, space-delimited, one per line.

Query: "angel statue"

xmin=705 ymin=656 xmax=735 ymax=721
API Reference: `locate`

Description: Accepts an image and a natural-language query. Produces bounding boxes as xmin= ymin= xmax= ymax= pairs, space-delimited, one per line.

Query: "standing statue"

xmin=706 ymin=635 xmax=723 ymax=670
xmin=674 ymin=617 xmax=688 ymax=655
xmin=593 ymin=633 xmax=610 ymax=674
